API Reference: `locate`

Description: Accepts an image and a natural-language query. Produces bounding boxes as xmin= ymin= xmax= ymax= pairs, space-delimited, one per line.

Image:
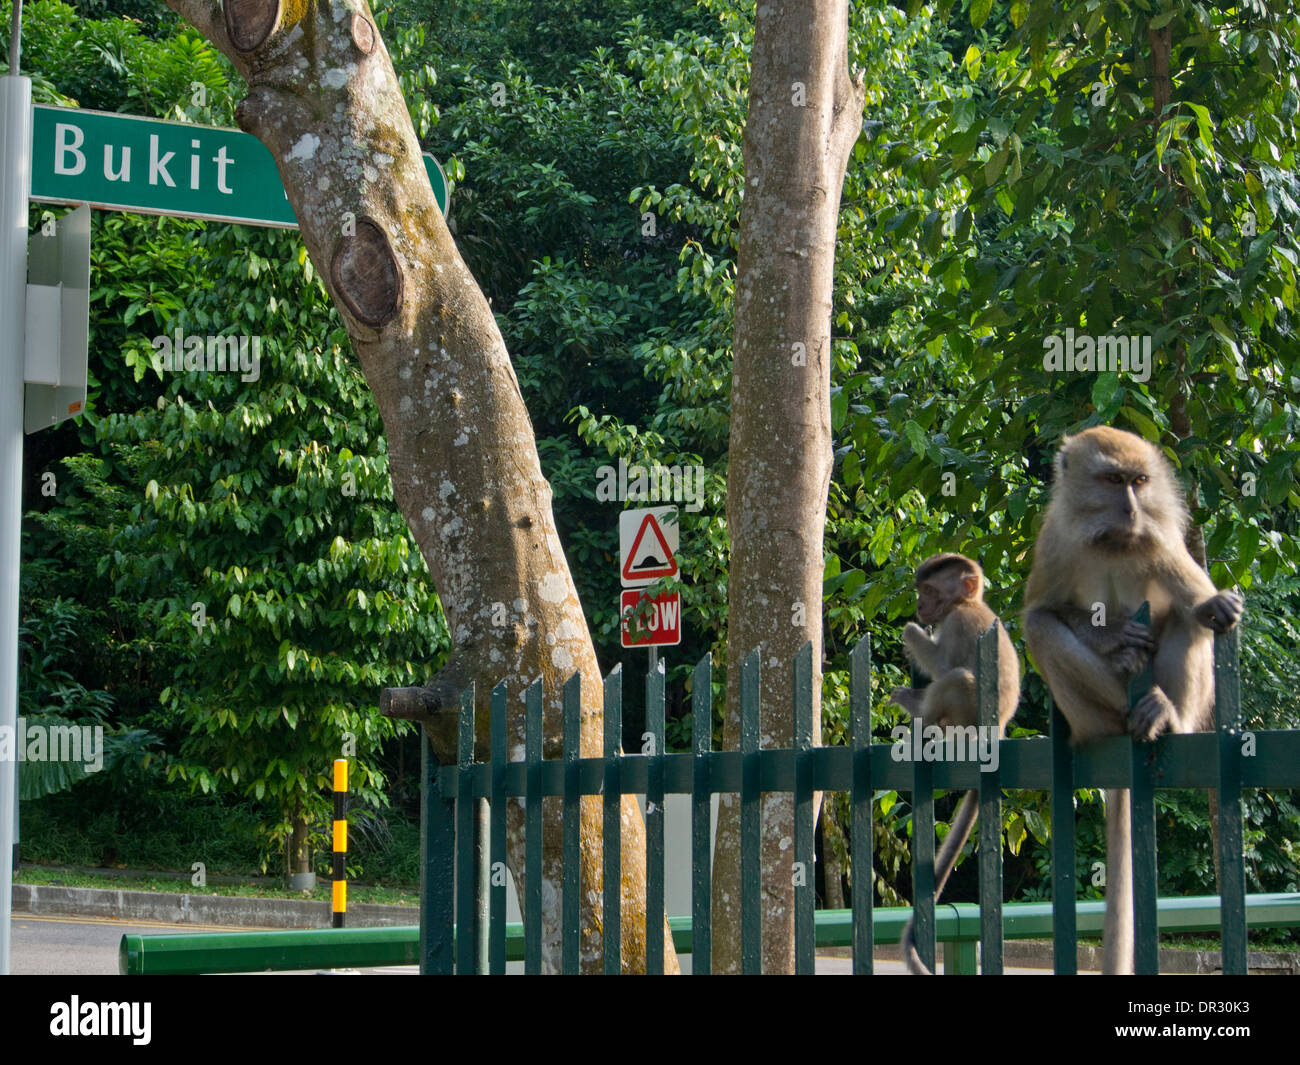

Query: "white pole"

xmin=0 ymin=1 xmax=32 ymax=975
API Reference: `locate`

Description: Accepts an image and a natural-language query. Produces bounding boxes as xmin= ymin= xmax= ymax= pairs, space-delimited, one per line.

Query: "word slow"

xmin=152 ymin=328 xmax=262 ymax=382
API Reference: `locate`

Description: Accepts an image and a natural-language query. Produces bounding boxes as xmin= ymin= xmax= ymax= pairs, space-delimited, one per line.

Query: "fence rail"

xmin=415 ymin=624 xmax=1299 ymax=974
xmin=118 ymin=893 xmax=1300 ymax=974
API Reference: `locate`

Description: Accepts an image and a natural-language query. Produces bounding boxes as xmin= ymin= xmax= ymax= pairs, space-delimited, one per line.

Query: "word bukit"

xmin=53 ymin=123 xmax=237 ymax=194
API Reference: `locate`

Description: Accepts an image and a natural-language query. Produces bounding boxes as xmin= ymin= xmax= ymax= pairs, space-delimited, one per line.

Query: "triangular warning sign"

xmin=622 ymin=512 xmax=678 ymax=582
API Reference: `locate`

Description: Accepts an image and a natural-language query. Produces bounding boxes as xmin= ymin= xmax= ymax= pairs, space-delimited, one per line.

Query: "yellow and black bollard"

xmin=332 ymin=759 xmax=347 ymax=929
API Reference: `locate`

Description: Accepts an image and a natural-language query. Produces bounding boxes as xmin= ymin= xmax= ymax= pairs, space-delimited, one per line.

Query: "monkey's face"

xmin=916 ymin=570 xmax=978 ymax=624
xmin=1056 ymin=428 xmax=1185 ymax=555
xmin=1073 ymin=461 xmax=1154 ymax=551
xmin=916 ymin=580 xmax=945 ymax=624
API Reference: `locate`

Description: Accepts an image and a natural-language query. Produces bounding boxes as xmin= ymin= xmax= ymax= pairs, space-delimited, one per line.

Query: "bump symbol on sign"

xmin=621 ymin=510 xmax=678 ymax=584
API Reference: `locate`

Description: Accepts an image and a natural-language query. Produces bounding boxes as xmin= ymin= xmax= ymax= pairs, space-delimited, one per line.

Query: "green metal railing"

xmin=411 ymin=621 xmax=1300 ymax=974
xmin=118 ymin=893 xmax=1300 ymax=974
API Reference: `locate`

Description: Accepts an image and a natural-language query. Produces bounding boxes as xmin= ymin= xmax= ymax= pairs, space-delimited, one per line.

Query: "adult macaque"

xmin=1021 ymin=426 xmax=1242 ymax=974
xmin=890 ymin=553 xmax=1019 ymax=974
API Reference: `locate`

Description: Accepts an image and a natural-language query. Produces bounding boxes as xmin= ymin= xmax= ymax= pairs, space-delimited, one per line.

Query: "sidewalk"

xmin=13 ymin=881 xmax=416 ymax=929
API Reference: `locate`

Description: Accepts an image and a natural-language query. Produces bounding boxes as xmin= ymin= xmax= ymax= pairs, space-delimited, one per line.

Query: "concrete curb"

xmin=13 ymin=883 xmax=417 ymax=929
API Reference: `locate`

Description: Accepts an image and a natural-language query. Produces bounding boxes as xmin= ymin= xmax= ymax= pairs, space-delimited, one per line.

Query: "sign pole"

xmin=0 ymin=2 xmax=32 ymax=976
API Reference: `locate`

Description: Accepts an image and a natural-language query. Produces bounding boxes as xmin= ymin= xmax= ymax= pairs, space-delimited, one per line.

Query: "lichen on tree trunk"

xmin=168 ymin=0 xmax=676 ymax=972
xmin=710 ymin=1 xmax=864 ymax=974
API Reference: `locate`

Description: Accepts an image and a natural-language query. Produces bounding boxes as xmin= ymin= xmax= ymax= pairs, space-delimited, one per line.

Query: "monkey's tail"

xmin=901 ymin=791 xmax=979 ymax=976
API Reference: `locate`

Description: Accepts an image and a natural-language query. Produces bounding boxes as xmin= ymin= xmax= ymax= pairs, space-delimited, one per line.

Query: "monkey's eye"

xmin=1106 ymin=472 xmax=1125 ymax=485
xmin=1133 ymin=474 xmax=1148 ymax=486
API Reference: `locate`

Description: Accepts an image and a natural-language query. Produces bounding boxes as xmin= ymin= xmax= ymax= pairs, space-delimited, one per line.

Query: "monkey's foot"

xmin=1129 ymin=688 xmax=1177 ymax=742
xmin=1110 ymin=617 xmax=1152 ymax=673
xmin=1194 ymin=591 xmax=1244 ymax=633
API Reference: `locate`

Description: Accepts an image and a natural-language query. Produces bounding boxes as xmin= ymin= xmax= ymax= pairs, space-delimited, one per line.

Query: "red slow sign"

xmin=619 ymin=590 xmax=682 ymax=648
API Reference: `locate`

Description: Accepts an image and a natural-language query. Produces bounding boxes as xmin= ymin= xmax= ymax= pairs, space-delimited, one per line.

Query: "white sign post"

xmin=24 ymin=202 xmax=89 ymax=432
xmin=0 ymin=34 xmax=33 ymax=973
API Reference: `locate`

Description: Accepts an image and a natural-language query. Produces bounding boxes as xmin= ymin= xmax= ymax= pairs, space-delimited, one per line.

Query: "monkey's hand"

xmin=901 ymin=622 xmax=932 ymax=661
xmin=891 ymin=687 xmax=923 ymax=717
xmin=1194 ymin=591 xmax=1243 ymax=633
xmin=1112 ymin=617 xmax=1155 ymax=675
xmin=1129 ymin=687 xmax=1180 ymax=742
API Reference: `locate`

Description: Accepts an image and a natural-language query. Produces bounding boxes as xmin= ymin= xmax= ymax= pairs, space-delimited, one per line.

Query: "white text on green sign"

xmin=29 ymin=105 xmax=447 ymax=227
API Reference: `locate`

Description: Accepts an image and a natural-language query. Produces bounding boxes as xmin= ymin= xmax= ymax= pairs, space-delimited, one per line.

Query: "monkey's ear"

xmin=1056 ymin=434 xmax=1074 ymax=474
xmin=962 ymin=574 xmax=979 ymax=597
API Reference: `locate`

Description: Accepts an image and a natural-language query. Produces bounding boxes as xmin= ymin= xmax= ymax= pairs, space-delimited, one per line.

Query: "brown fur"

xmin=891 ymin=553 xmax=1020 ymax=974
xmin=1022 ymin=427 xmax=1242 ymax=973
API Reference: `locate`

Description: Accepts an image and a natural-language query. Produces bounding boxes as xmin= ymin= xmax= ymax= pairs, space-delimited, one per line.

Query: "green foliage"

xmin=11 ymin=0 xmax=1297 ymax=907
xmin=16 ymin=593 xmax=164 ymax=799
xmin=96 ymin=221 xmax=447 ymax=865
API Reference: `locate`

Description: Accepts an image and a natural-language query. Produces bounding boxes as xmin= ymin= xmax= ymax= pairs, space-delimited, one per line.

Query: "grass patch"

xmin=17 ymin=865 xmax=419 ymax=906
xmin=19 ymin=780 xmax=422 ymax=887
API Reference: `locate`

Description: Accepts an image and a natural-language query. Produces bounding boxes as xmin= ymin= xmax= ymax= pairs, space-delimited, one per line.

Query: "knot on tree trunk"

xmin=331 ymin=217 xmax=405 ymax=328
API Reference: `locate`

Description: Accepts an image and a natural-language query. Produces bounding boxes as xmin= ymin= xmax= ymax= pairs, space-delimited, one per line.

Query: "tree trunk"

xmin=821 ymin=799 xmax=846 ymax=911
xmin=290 ymin=816 xmax=309 ymax=876
xmin=710 ymin=1 xmax=864 ymax=973
xmin=1149 ymin=18 xmax=1220 ymax=884
xmin=166 ymin=0 xmax=675 ymax=973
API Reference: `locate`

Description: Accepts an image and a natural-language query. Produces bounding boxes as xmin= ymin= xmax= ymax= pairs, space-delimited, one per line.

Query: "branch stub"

xmin=351 ymin=14 xmax=376 ymax=55
xmin=330 ymin=217 xmax=405 ymax=328
xmin=224 ymin=0 xmax=282 ymax=54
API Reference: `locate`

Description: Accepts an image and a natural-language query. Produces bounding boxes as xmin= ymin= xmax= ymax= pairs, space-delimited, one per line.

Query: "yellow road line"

xmin=12 ymin=912 xmax=279 ymax=931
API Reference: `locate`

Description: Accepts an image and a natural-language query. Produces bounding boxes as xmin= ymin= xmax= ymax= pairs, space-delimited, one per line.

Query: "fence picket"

xmin=455 ymin=685 xmax=476 ymax=975
xmin=1127 ymin=602 xmax=1159 ymax=975
xmin=977 ymin=624 xmax=1004 ymax=974
xmin=562 ymin=671 xmax=581 ymax=975
xmin=849 ymin=636 xmax=873 ymax=974
xmin=646 ymin=659 xmax=666 ymax=975
xmin=741 ymin=649 xmax=761 ymax=975
xmin=524 ymin=678 xmax=543 ymax=974
xmin=691 ymin=653 xmax=713 ymax=975
xmin=794 ymin=642 xmax=815 ymax=975
xmin=419 ymin=732 xmax=455 ymax=974
xmin=603 ymin=665 xmax=623 ymax=974
xmin=489 ymin=679 xmax=508 ymax=975
xmin=911 ymin=653 xmax=936 ymax=972
xmin=1215 ymin=627 xmax=1247 ymax=974
xmin=1049 ymin=701 xmax=1077 ymax=974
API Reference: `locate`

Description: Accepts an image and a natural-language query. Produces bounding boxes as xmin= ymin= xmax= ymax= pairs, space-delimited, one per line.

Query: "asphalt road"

xmin=9 ymin=914 xmax=420 ymax=975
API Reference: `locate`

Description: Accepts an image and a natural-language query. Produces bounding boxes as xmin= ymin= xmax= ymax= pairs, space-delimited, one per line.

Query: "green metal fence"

xmin=417 ymin=622 xmax=1300 ymax=974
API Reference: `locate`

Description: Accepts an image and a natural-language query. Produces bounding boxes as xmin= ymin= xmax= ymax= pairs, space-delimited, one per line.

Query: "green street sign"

xmin=29 ymin=104 xmax=448 ymax=227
